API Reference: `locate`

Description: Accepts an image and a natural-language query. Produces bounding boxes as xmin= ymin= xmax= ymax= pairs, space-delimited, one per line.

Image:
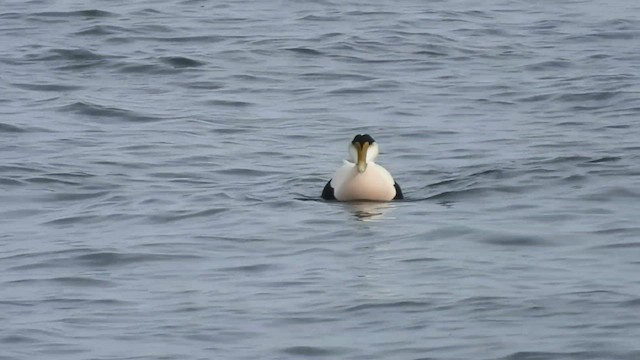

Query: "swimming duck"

xmin=322 ymin=134 xmax=403 ymax=201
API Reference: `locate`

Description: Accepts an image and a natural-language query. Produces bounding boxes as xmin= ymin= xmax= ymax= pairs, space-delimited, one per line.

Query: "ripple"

xmin=426 ymin=185 xmax=528 ymax=201
xmin=569 ymin=31 xmax=640 ymax=41
xmin=8 ymin=250 xmax=203 ymax=270
xmin=205 ymin=99 xmax=254 ymax=107
xmin=585 ymin=156 xmax=621 ymax=163
xmin=11 ymin=82 xmax=83 ymax=92
xmin=0 ymin=123 xmax=26 ymax=133
xmin=149 ymin=35 xmax=226 ymax=43
xmin=217 ymin=168 xmax=283 ymax=176
xmin=25 ymin=176 xmax=79 ymax=185
xmin=148 ymin=208 xmax=228 ymax=223
xmin=7 ymin=276 xmax=115 ymax=287
xmin=499 ymin=351 xmax=640 ymax=360
xmin=400 ymin=257 xmax=441 ymax=263
xmin=556 ymin=91 xmax=622 ymax=102
xmin=0 ymin=335 xmax=39 ymax=344
xmin=280 ymin=346 xmax=349 ymax=356
xmin=159 ymin=56 xmax=206 ymax=68
xmin=34 ymin=48 xmax=109 ymax=62
xmin=179 ymin=81 xmax=225 ymax=89
xmin=592 ymin=241 xmax=640 ymax=250
xmin=524 ymin=59 xmax=573 ymax=71
xmin=73 ymin=252 xmax=202 ymax=267
xmin=299 ymin=72 xmax=375 ymax=81
xmin=30 ymin=9 xmax=117 ymax=18
xmin=217 ymin=263 xmax=279 ymax=273
xmin=43 ymin=215 xmax=99 ymax=225
xmin=342 ymin=300 xmax=433 ymax=313
xmin=74 ymin=25 xmax=127 ymax=36
xmin=47 ymin=191 xmax=110 ymax=202
xmin=285 ymin=47 xmax=324 ymax=56
xmin=112 ymin=61 xmax=180 ymax=74
xmin=0 ymin=177 xmax=24 ymax=185
xmin=479 ymin=233 xmax=550 ymax=247
xmin=58 ymin=101 xmax=164 ymax=122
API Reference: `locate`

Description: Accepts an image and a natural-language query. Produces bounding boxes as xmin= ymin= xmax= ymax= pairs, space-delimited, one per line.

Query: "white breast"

xmin=332 ymin=162 xmax=396 ymax=201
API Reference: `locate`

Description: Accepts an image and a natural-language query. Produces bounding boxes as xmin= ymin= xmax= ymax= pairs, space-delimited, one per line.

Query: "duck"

xmin=321 ymin=134 xmax=403 ymax=201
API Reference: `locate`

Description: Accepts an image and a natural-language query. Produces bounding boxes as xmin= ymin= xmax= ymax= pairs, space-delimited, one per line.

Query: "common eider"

xmin=321 ymin=134 xmax=403 ymax=201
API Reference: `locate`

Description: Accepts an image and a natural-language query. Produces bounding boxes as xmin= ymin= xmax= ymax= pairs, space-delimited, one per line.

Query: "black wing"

xmin=321 ymin=180 xmax=336 ymax=200
xmin=393 ymin=182 xmax=404 ymax=200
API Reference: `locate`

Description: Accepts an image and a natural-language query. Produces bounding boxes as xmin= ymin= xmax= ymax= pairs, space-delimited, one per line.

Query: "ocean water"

xmin=2 ymin=0 xmax=640 ymax=359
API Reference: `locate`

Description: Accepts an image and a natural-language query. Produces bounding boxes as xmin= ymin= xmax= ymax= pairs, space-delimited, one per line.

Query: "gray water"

xmin=2 ymin=0 xmax=640 ymax=359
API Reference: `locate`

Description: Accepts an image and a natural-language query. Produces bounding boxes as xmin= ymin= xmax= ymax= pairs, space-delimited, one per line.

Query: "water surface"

xmin=2 ymin=0 xmax=640 ymax=359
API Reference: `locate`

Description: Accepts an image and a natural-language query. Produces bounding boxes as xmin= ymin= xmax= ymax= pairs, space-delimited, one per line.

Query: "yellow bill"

xmin=356 ymin=142 xmax=370 ymax=173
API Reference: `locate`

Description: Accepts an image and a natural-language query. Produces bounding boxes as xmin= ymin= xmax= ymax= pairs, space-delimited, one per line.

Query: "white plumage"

xmin=322 ymin=134 xmax=402 ymax=202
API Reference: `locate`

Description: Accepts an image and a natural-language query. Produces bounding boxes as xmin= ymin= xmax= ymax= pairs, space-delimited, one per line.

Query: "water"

xmin=2 ymin=0 xmax=640 ymax=359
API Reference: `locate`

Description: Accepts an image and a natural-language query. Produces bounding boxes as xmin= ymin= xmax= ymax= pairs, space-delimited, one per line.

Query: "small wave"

xmin=426 ymin=185 xmax=528 ymax=201
xmin=342 ymin=300 xmax=433 ymax=312
xmin=30 ymin=9 xmax=117 ymax=18
xmin=585 ymin=156 xmax=621 ymax=163
xmin=299 ymin=72 xmax=375 ymax=81
xmin=206 ymin=99 xmax=253 ymax=107
xmin=498 ymin=350 xmax=640 ymax=360
xmin=0 ymin=165 xmax=41 ymax=174
xmin=592 ymin=227 xmax=640 ymax=236
xmin=555 ymin=91 xmax=622 ymax=102
xmin=592 ymin=241 xmax=640 ymax=250
xmin=285 ymin=47 xmax=324 ymax=56
xmin=12 ymin=83 xmax=83 ymax=92
xmin=150 ymin=35 xmax=226 ymax=43
xmin=0 ymin=122 xmax=26 ymax=133
xmin=130 ymin=8 xmax=163 ymax=15
xmin=479 ymin=233 xmax=550 ymax=247
xmin=217 ymin=263 xmax=279 ymax=273
xmin=0 ymin=12 xmax=21 ymax=20
xmin=211 ymin=127 xmax=251 ymax=134
xmin=43 ymin=215 xmax=98 ymax=226
xmin=523 ymin=59 xmax=572 ymax=71
xmin=58 ymin=101 xmax=164 ymax=122
xmin=112 ymin=62 xmax=180 ymax=74
xmin=298 ymin=14 xmax=339 ymax=21
xmin=0 ymin=334 xmax=39 ymax=344
xmin=38 ymin=48 xmax=108 ymax=61
xmin=9 ymin=250 xmax=202 ymax=270
xmin=345 ymin=10 xmax=399 ymax=16
xmin=159 ymin=56 xmax=206 ymax=68
xmin=0 ymin=178 xmax=24 ymax=185
xmin=527 ymin=155 xmax=591 ymax=165
xmin=48 ymin=191 xmax=110 ymax=202
xmin=25 ymin=176 xmax=79 ymax=185
xmin=581 ymin=187 xmax=640 ymax=201
xmin=281 ymin=346 xmax=349 ymax=356
xmin=180 ymin=81 xmax=225 ymax=90
xmin=400 ymin=257 xmax=441 ymax=263
xmin=623 ymin=298 xmax=640 ymax=308
xmin=7 ymin=276 xmax=115 ymax=287
xmin=148 ymin=208 xmax=228 ymax=223
xmin=568 ymin=31 xmax=640 ymax=41
xmin=74 ymin=251 xmax=202 ymax=267
xmin=327 ymin=85 xmax=388 ymax=95
xmin=217 ymin=168 xmax=282 ymax=176
xmin=516 ymin=93 xmax=553 ymax=103
xmin=74 ymin=25 xmax=127 ymax=36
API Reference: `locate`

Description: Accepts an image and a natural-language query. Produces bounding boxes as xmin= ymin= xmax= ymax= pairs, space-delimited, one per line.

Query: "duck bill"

xmin=356 ymin=142 xmax=370 ymax=173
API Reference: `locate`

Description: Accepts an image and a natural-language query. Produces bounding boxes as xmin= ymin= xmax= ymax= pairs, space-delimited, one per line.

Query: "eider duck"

xmin=322 ymin=134 xmax=403 ymax=201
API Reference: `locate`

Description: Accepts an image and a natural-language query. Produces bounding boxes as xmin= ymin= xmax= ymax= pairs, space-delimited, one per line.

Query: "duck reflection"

xmin=345 ymin=201 xmax=395 ymax=222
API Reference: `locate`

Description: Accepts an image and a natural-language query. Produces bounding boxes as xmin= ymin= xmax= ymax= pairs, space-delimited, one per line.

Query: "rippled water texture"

xmin=2 ymin=0 xmax=640 ymax=359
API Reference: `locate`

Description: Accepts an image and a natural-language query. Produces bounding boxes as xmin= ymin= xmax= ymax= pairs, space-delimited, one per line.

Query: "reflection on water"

xmin=346 ymin=201 xmax=395 ymax=222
